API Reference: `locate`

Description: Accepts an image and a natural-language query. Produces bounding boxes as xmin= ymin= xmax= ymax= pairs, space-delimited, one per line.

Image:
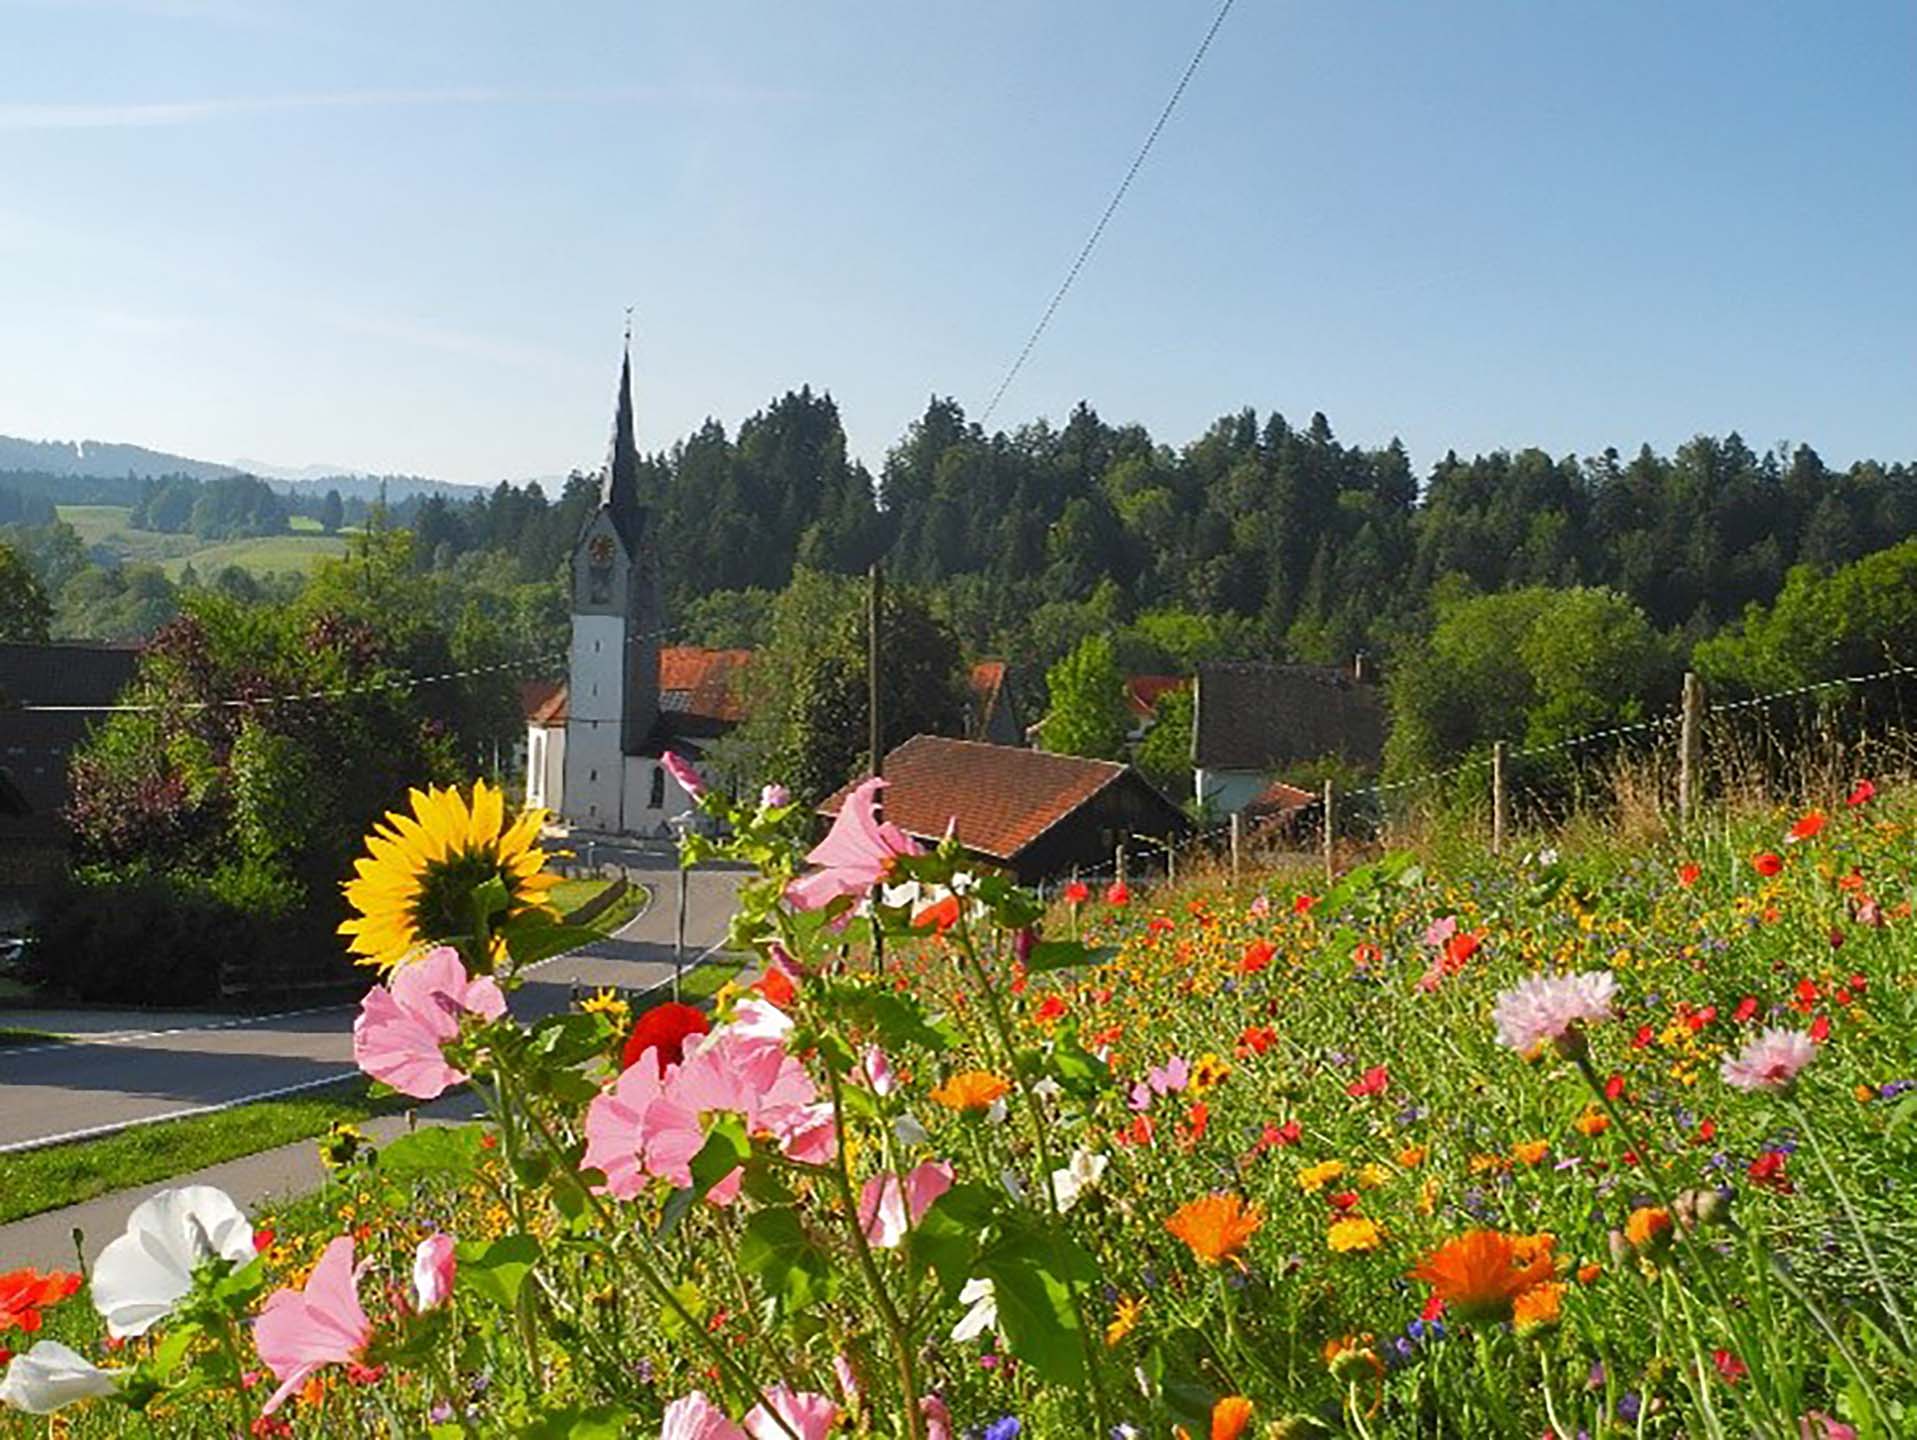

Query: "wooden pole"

xmin=1678 ymin=671 xmax=1704 ymax=826
xmin=1322 ymin=780 xmax=1336 ymax=884
xmin=869 ymin=561 xmax=885 ymax=972
xmin=1115 ymin=842 xmax=1127 ymax=888
xmin=1229 ymin=812 xmax=1242 ymax=886
xmin=1492 ymin=740 xmax=1508 ymax=856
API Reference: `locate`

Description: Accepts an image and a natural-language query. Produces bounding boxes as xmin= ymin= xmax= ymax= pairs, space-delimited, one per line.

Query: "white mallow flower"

xmin=91 ymin=1185 xmax=255 ymax=1338
xmin=984 ymin=1097 xmax=1009 ymax=1126
xmin=893 ymin=1112 xmax=930 ymax=1148
xmin=0 ymin=1342 xmax=121 ymax=1414
xmin=1049 ymin=1148 xmax=1109 ymax=1213
xmin=950 ymin=1277 xmax=998 ymax=1342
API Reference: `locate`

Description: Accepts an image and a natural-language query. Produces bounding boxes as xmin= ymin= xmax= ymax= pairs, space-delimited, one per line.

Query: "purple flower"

xmin=985 ymin=1418 xmax=1021 ymax=1440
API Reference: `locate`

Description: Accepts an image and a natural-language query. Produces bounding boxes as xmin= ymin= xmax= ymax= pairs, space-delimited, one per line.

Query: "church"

xmin=521 ymin=342 xmax=748 ymax=838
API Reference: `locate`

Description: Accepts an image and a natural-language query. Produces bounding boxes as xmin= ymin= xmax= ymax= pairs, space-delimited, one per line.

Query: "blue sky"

xmin=2 ymin=0 xmax=1913 ymax=485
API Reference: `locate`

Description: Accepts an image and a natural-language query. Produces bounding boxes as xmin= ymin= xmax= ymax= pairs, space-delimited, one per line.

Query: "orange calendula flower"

xmin=1211 ymin=1395 xmax=1254 ymax=1440
xmin=1576 ymin=1262 xmax=1603 ymax=1284
xmin=1511 ymin=1139 xmax=1550 ymax=1166
xmin=1396 ymin=1144 xmax=1428 ymax=1169
xmin=930 ymin=1070 xmax=1011 ymax=1112
xmin=1624 ymin=1205 xmax=1673 ymax=1254
xmin=1328 ymin=1217 xmax=1384 ymax=1254
xmin=1104 ymin=1294 xmax=1143 ymax=1346
xmin=1574 ymin=1109 xmax=1610 ymax=1137
xmin=1513 ymin=1280 xmax=1565 ymax=1336
xmin=1166 ymin=1192 xmax=1265 ymax=1266
xmin=1410 ymin=1229 xmax=1558 ymax=1324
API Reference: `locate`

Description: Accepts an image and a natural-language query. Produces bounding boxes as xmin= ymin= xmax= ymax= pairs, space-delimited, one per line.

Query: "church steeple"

xmin=602 ymin=325 xmax=642 ymax=548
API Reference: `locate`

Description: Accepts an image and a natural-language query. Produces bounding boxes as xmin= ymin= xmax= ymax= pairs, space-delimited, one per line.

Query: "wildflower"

xmin=1239 ymin=939 xmax=1275 ymax=975
xmin=1323 ymin=1334 xmax=1384 ymax=1382
xmin=1491 ymin=971 xmax=1617 ymax=1056
xmin=1328 ymin=1218 xmax=1384 ymax=1254
xmin=660 ymin=749 xmax=706 ymax=800
xmin=983 ymin=1420 xmax=1020 ymax=1440
xmin=785 ymin=777 xmax=920 ymax=911
xmin=1105 ymin=1295 xmax=1143 ymax=1346
xmin=0 ymin=1270 xmax=80 ymax=1336
xmin=1623 ymin=1206 xmax=1673 ymax=1255
xmin=1786 ymin=811 xmax=1826 ymax=843
xmin=0 ymin=1341 xmax=121 ymax=1414
xmin=623 ymin=1001 xmax=711 ymax=1072
xmin=1512 ymin=1281 xmax=1565 ymax=1336
xmin=1358 ymin=1163 xmax=1390 ymax=1189
xmin=1105 ymin=881 xmax=1131 ymax=907
xmin=1062 ymin=880 xmax=1090 ymax=905
xmin=1048 ymin=1149 xmax=1109 ymax=1213
xmin=660 ymin=1391 xmax=745 ymax=1440
xmin=931 ymin=1071 xmax=1011 ymax=1113
xmin=1409 ymin=1230 xmax=1556 ymax=1324
xmin=1847 ymin=779 xmax=1876 ymax=807
xmin=339 ymin=779 xmax=560 ymax=971
xmin=1511 ymin=1139 xmax=1550 ymax=1166
xmin=1346 ymin=1065 xmax=1389 ymax=1098
xmin=1712 ymin=1349 xmax=1748 ymax=1383
xmin=1211 ymin=1396 xmax=1254 ymax=1439
xmin=90 ymin=1186 xmax=255 ymax=1338
xmin=760 ymin=782 xmax=791 ymax=810
xmin=1808 ymin=1014 xmax=1831 ymax=1042
xmin=743 ymin=1387 xmax=839 ymax=1440
xmin=353 ymin=946 xmax=508 ymax=1099
xmin=1574 ymin=1105 xmax=1612 ymax=1136
xmin=950 ymin=1277 xmax=998 ymax=1342
xmin=858 ymin=1161 xmax=954 ymax=1249
xmin=1721 ymin=1028 xmax=1817 ymax=1092
xmin=1190 ymin=1054 xmax=1232 ymax=1093
xmin=1396 ymin=1144 xmax=1427 ymax=1168
xmin=1752 ymin=852 xmax=1784 ymax=877
xmin=253 ymin=1236 xmax=373 ymax=1415
xmin=1297 ymin=1160 xmax=1346 ymax=1193
xmin=1678 ymin=863 xmax=1701 ymax=888
xmin=1166 ymin=1193 xmax=1264 ymax=1265
xmin=1237 ymin=1024 xmax=1276 ymax=1055
xmin=411 ymin=1235 xmax=455 ymax=1312
xmin=1577 ymin=1262 xmax=1602 ymax=1284
xmin=1747 ymin=1151 xmax=1793 ymax=1193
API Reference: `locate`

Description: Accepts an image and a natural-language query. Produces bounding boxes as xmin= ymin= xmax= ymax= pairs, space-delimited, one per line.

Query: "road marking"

xmin=0 ymin=1072 xmax=360 ymax=1156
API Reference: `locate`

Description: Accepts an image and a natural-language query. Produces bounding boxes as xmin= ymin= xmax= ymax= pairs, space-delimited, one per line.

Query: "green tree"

xmin=319 ymin=488 xmax=345 ymax=534
xmin=1133 ymin=682 xmax=1194 ymax=798
xmin=1041 ymin=633 xmax=1127 ymax=760
xmin=0 ymin=541 xmax=52 ymax=642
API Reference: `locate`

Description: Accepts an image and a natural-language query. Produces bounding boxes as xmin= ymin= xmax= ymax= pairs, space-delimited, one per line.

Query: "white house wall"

xmin=1194 ymin=767 xmax=1265 ymax=815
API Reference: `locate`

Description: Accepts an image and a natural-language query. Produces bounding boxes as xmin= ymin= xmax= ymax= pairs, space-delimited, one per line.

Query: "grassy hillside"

xmin=55 ymin=503 xmax=349 ymax=577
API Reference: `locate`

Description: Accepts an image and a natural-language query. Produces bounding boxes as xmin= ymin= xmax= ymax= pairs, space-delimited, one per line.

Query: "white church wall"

xmin=525 ymin=724 xmax=566 ymax=812
xmin=563 ymin=613 xmax=627 ymax=831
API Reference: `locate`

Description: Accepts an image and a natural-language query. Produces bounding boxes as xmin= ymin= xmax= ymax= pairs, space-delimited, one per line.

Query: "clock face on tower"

xmin=586 ymin=532 xmax=615 ymax=604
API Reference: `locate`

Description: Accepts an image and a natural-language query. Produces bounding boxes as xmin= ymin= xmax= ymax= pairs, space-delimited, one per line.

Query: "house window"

xmin=649 ymin=766 xmax=666 ymax=809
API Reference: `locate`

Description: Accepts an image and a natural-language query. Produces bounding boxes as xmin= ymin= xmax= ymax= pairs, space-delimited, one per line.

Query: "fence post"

xmin=1492 ymin=740 xmax=1508 ymax=856
xmin=1229 ymin=812 xmax=1242 ymax=886
xmin=1679 ymin=671 xmax=1704 ymax=826
xmin=1115 ymin=842 xmax=1127 ymax=888
xmin=1322 ymin=780 xmax=1336 ymax=884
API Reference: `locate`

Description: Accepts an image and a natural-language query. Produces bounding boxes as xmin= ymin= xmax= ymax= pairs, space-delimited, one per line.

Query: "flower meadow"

xmin=4 ymin=775 xmax=1917 ymax=1438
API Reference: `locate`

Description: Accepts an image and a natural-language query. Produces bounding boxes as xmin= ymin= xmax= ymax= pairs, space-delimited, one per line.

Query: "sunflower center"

xmin=409 ymin=846 xmax=513 ymax=945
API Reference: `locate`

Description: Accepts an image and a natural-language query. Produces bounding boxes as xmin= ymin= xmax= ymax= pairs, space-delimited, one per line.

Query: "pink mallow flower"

xmin=582 ymin=1048 xmax=674 ymax=1199
xmin=352 ymin=947 xmax=505 ymax=1100
xmin=744 ymin=1387 xmax=839 ymax=1440
xmin=784 ymin=777 xmax=920 ymax=911
xmin=663 ymin=750 xmax=706 ymax=800
xmin=253 ymin=1236 xmax=372 ymax=1415
xmin=412 ymin=1234 xmax=455 ymax=1312
xmin=1492 ymin=971 xmax=1618 ymax=1055
xmin=858 ymin=1161 xmax=954 ymax=1248
xmin=920 ymin=1394 xmax=954 ymax=1440
xmin=661 ymin=1390 xmax=746 ymax=1440
xmin=1721 ymin=1027 xmax=1819 ymax=1092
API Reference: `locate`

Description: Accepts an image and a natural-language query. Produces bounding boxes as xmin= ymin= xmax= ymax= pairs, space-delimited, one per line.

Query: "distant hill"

xmin=0 ymin=434 xmax=481 ymax=504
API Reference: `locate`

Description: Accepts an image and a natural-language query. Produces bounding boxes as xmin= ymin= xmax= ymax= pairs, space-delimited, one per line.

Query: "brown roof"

xmin=521 ymin=679 xmax=566 ymax=726
xmin=1193 ymin=662 xmax=1384 ymax=773
xmin=819 ymin=736 xmax=1132 ymax=861
xmin=1125 ymin=673 xmax=1188 ymax=719
xmin=1246 ymin=779 xmax=1317 ymax=816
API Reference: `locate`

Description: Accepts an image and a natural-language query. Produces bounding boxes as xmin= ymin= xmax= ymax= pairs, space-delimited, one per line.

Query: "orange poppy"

xmin=0 ymin=1268 xmax=82 ymax=1334
xmin=1166 ymin=1192 xmax=1264 ymax=1266
xmin=1409 ymin=1230 xmax=1556 ymax=1323
xmin=929 ymin=1070 xmax=1011 ymax=1112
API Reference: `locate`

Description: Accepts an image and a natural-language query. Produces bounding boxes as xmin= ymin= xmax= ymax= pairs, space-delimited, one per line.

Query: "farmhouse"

xmin=1191 ymin=661 xmax=1384 ymax=815
xmin=819 ymin=735 xmax=1189 ymax=885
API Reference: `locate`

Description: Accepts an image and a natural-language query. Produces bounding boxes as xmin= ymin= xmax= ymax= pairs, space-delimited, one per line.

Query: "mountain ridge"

xmin=0 ymin=433 xmax=482 ymax=501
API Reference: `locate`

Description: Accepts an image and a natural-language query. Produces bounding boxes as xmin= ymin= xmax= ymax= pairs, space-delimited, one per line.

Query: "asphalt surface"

xmin=0 ymin=850 xmax=743 ymax=1153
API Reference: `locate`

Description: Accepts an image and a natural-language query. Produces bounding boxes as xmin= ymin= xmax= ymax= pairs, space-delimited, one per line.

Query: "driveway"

xmin=0 ymin=856 xmax=742 ymax=1153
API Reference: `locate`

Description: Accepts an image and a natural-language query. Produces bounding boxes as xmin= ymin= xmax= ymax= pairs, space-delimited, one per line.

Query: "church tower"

xmin=561 ymin=336 xmax=662 ymax=833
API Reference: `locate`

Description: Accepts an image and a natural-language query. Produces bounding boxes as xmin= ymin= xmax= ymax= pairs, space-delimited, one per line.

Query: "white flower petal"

xmin=0 ymin=1342 xmax=120 ymax=1414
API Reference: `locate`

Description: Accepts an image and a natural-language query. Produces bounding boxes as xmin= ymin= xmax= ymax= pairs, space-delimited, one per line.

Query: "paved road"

xmin=0 ymin=853 xmax=742 ymax=1153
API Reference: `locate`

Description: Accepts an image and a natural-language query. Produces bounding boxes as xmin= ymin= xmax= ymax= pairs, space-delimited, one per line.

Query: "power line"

xmin=977 ymin=0 xmax=1238 ymax=426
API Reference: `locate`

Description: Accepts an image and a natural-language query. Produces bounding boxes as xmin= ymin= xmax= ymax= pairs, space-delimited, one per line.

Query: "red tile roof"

xmin=1125 ymin=673 xmax=1188 ymax=719
xmin=523 ymin=647 xmax=753 ymax=728
xmin=521 ymin=679 xmax=566 ymax=726
xmin=818 ymin=735 xmax=1129 ymax=861
xmin=1247 ymin=779 xmax=1317 ymax=815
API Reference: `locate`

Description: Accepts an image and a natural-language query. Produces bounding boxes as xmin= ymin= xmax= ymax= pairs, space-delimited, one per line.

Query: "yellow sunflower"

xmin=339 ymin=779 xmax=561 ymax=971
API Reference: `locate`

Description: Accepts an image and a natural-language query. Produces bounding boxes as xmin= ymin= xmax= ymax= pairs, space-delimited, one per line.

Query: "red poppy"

xmin=1713 ymin=1349 xmax=1747 ymax=1383
xmin=1847 ymin=779 xmax=1876 ymax=807
xmin=1809 ymin=1014 xmax=1831 ymax=1042
xmin=1752 ymin=852 xmax=1784 ymax=877
xmin=912 ymin=894 xmax=962 ymax=936
xmin=1793 ymin=978 xmax=1819 ymax=1011
xmin=1255 ymin=1119 xmax=1302 ymax=1152
xmin=1733 ymin=995 xmax=1759 ymax=1024
xmin=1351 ymin=942 xmax=1382 ymax=969
xmin=0 ymin=1269 xmax=81 ymax=1334
xmin=1443 ymin=930 xmax=1482 ymax=972
xmin=1632 ymin=1025 xmax=1654 ymax=1048
xmin=1346 ymin=1065 xmax=1390 ymax=1098
xmin=753 ymin=962 xmax=797 ymax=1008
xmin=1237 ymin=1025 xmax=1276 ymax=1055
xmin=622 ymin=1001 xmax=712 ymax=1071
xmin=253 ymin=1227 xmax=278 ymax=1253
xmin=1239 ymin=939 xmax=1276 ymax=975
xmin=1748 ymin=1150 xmax=1792 ymax=1192
xmin=1063 ymin=881 xmax=1090 ymax=905
xmin=1105 ymin=881 xmax=1131 ymax=907
xmin=1604 ymin=1073 xmax=1627 ymax=1101
xmin=1677 ymin=863 xmax=1701 ymax=888
xmin=1787 ymin=811 xmax=1827 ymax=843
xmin=1693 ymin=1117 xmax=1716 ymax=1144
xmin=1033 ymin=994 xmax=1068 ymax=1026
xmin=1328 ymin=1190 xmax=1359 ymax=1213
xmin=1293 ymin=893 xmax=1319 ymax=915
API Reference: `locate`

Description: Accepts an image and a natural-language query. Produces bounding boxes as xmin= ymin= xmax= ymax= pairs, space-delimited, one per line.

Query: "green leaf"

xmin=455 ymin=1232 xmax=541 ymax=1308
xmin=1024 ymin=940 xmax=1117 ymax=974
xmin=909 ymin=1183 xmax=999 ymax=1303
xmin=688 ymin=1115 xmax=751 ymax=1200
xmin=1048 ymin=1026 xmax=1110 ymax=1096
xmin=977 ymin=1233 xmax=1096 ymax=1385
xmin=378 ymin=1124 xmax=485 ymax=1182
xmin=826 ymin=983 xmax=960 ymax=1053
xmin=737 ymin=1206 xmax=836 ymax=1314
xmin=517 ymin=1403 xmax=629 ymax=1438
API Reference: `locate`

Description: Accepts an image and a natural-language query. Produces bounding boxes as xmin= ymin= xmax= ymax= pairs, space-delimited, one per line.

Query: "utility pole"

xmin=869 ymin=561 xmax=885 ymax=972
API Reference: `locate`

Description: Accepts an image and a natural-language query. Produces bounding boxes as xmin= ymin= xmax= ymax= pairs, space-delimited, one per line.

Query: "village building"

xmin=818 ymin=735 xmax=1189 ymax=885
xmin=1190 ymin=660 xmax=1384 ymax=815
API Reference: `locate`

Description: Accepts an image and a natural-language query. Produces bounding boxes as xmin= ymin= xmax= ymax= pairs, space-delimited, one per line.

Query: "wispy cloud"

xmin=0 ymin=83 xmax=791 ymax=132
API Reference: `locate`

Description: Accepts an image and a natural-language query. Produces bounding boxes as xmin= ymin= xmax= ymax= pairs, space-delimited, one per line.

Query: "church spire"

xmin=602 ymin=321 xmax=642 ymax=545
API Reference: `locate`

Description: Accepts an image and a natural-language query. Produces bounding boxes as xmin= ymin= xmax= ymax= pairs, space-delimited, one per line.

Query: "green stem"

xmin=1790 ymin=1095 xmax=1914 ymax=1356
xmin=1473 ymin=1328 xmax=1522 ymax=1436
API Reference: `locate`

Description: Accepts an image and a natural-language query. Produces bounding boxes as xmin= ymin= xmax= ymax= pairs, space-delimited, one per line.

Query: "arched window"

xmin=649 ymin=765 xmax=666 ymax=810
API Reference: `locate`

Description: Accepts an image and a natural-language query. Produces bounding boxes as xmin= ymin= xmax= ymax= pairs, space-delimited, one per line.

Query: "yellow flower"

xmin=1511 ymin=1139 xmax=1550 ymax=1166
xmin=1190 ymin=1053 xmax=1232 ymax=1093
xmin=580 ymin=987 xmax=630 ymax=1028
xmin=1105 ymin=1294 xmax=1143 ymax=1346
xmin=1624 ymin=1206 xmax=1673 ymax=1254
xmin=1328 ymin=1217 xmax=1384 ymax=1254
xmin=1297 ymin=1160 xmax=1346 ymax=1193
xmin=339 ymin=779 xmax=561 ymax=972
xmin=1357 ymin=1163 xmax=1391 ymax=1189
